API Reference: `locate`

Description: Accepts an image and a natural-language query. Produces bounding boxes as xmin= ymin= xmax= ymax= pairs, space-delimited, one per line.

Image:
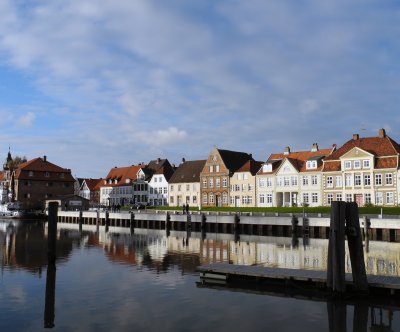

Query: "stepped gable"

xmin=217 ymin=149 xmax=254 ymax=174
xmin=323 ymin=129 xmax=400 ymax=172
xmin=102 ymin=165 xmax=144 ymax=187
xmin=14 ymin=157 xmax=75 ymax=181
xmin=169 ymin=160 xmax=206 ymax=183
xmin=236 ymin=159 xmax=263 ymax=175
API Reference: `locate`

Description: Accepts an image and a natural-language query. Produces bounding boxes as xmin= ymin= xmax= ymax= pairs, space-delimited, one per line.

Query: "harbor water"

xmin=1 ymin=220 xmax=399 ymax=331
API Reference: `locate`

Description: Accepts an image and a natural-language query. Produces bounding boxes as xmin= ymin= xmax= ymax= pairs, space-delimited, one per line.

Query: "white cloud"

xmin=135 ymin=127 xmax=188 ymax=146
xmin=16 ymin=112 xmax=36 ymax=128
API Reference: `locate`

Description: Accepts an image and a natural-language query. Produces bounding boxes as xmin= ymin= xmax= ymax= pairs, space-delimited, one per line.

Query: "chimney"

xmin=311 ymin=143 xmax=318 ymax=152
xmin=43 ymin=155 xmax=47 ymax=162
xmin=284 ymin=146 xmax=290 ymax=155
xmin=379 ymin=128 xmax=386 ymax=138
xmin=331 ymin=144 xmax=337 ymax=154
xmin=353 ymin=134 xmax=359 ymax=140
xmin=157 ymin=157 xmax=161 ymax=164
xmin=249 ymin=153 xmax=253 ymax=159
xmin=182 ymin=157 xmax=186 ymax=163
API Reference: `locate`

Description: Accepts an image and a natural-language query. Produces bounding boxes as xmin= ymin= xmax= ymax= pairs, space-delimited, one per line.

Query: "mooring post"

xmin=345 ymin=202 xmax=368 ymax=292
xmin=130 ymin=211 xmax=135 ymax=234
xmin=79 ymin=210 xmax=83 ymax=233
xmin=327 ymin=201 xmax=346 ymax=293
xmin=105 ymin=210 xmax=110 ymax=233
xmin=47 ymin=202 xmax=58 ymax=263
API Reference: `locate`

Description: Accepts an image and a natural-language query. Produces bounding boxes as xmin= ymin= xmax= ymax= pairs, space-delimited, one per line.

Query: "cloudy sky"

xmin=0 ymin=0 xmax=399 ymax=177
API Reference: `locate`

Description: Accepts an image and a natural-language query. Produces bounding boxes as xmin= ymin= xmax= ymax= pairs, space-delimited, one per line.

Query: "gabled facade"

xmin=147 ymin=158 xmax=175 ymax=206
xmin=229 ymin=160 xmax=262 ymax=207
xmin=256 ymin=144 xmax=332 ymax=207
xmin=168 ymin=159 xmax=206 ymax=207
xmin=99 ymin=165 xmax=144 ymax=206
xmin=200 ymin=147 xmax=254 ymax=207
xmin=12 ymin=156 xmax=75 ymax=210
xmin=322 ymin=129 xmax=400 ymax=206
xmin=79 ymin=178 xmax=102 ymax=206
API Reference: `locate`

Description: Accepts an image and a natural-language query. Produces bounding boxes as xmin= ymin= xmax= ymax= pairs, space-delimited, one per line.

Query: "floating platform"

xmin=197 ymin=263 xmax=400 ymax=293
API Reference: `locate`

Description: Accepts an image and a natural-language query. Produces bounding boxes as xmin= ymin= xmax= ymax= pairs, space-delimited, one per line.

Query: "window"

xmin=364 ymin=175 xmax=371 ymax=186
xmin=209 ymin=165 xmax=213 ymax=172
xmin=284 ymin=177 xmax=290 ymax=186
xmin=345 ymin=175 xmax=352 ymax=187
xmin=202 ymin=179 xmax=207 ymax=189
xmin=291 ymin=176 xmax=297 ymax=186
xmin=326 ymin=176 xmax=333 ymax=188
xmin=336 ymin=193 xmax=342 ymax=201
xmin=346 ymin=194 xmax=352 ymax=202
xmin=248 ymin=196 xmax=252 ymax=205
xmin=154 ymin=177 xmax=158 ymax=183
xmin=336 ymin=176 xmax=342 ymax=187
xmin=312 ymin=193 xmax=318 ymax=203
xmin=303 ymin=193 xmax=309 ymax=204
xmin=230 ymin=196 xmax=234 ymax=205
xmin=164 ymin=187 xmax=167 ymax=194
xmin=237 ymin=173 xmax=242 ymax=180
xmin=216 ymin=165 xmax=220 ymax=172
xmin=344 ymin=161 xmax=351 ymax=170
xmin=202 ymin=194 xmax=207 ymax=204
xmin=248 ymin=184 xmax=253 ymax=191
xmin=386 ymin=173 xmax=393 ymax=185
xmin=277 ymin=177 xmax=283 ymax=187
xmin=222 ymin=192 xmax=227 ymax=204
xmin=363 ymin=160 xmax=370 ymax=169
xmin=193 ymin=196 xmax=197 ymax=204
xmin=243 ymin=174 xmax=248 ymax=180
xmin=365 ymin=193 xmax=371 ymax=204
xmin=150 ymin=188 xmax=153 ymax=194
xmin=302 ymin=176 xmax=309 ymax=186
xmin=306 ymin=160 xmax=317 ymax=169
xmin=375 ymin=174 xmax=382 ymax=186
xmin=375 ymin=192 xmax=383 ymax=205
xmin=222 ymin=178 xmax=227 ymax=187
xmin=242 ymin=183 xmax=246 ymax=191
xmin=212 ymin=155 xmax=217 ymax=161
xmin=45 ymin=172 xmax=50 ymax=177
xmin=209 ymin=193 xmax=214 ymax=204
xmin=267 ymin=178 xmax=273 ymax=187
xmin=259 ymin=194 xmax=265 ymax=204
xmin=266 ymin=194 xmax=273 ymax=204
xmin=354 ymin=160 xmax=361 ymax=169
xmin=209 ymin=179 xmax=213 ymax=188
xmin=354 ymin=174 xmax=361 ymax=186
xmin=178 ymin=185 xmax=181 ymax=191
xmin=327 ymin=193 xmax=333 ymax=205
xmin=259 ymin=179 xmax=265 ymax=188
xmin=186 ymin=184 xmax=190 ymax=191
xmin=235 ymin=184 xmax=240 ymax=191
xmin=311 ymin=175 xmax=318 ymax=186
xmin=387 ymin=192 xmax=394 ymax=204
xmin=216 ymin=178 xmax=220 ymax=188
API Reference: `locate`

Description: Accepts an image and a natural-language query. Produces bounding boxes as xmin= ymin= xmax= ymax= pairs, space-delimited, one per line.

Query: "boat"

xmin=0 ymin=201 xmax=45 ymax=220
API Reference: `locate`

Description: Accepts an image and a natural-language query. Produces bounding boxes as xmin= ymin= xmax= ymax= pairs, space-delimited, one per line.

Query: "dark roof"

xmin=217 ymin=149 xmax=254 ymax=173
xmin=169 ymin=160 xmax=206 ymax=183
xmin=142 ymin=159 xmax=175 ymax=181
xmin=235 ymin=160 xmax=263 ymax=176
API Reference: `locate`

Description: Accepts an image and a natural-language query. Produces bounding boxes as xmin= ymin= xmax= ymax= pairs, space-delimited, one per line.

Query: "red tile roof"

xmin=100 ymin=165 xmax=145 ymax=187
xmin=236 ymin=160 xmax=263 ymax=176
xmin=83 ymin=178 xmax=103 ymax=191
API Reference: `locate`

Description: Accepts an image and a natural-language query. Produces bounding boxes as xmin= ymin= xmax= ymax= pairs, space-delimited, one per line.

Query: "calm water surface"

xmin=0 ymin=220 xmax=399 ymax=331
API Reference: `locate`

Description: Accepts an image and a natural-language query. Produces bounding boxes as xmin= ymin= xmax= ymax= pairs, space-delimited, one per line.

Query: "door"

xmin=354 ymin=194 xmax=363 ymax=206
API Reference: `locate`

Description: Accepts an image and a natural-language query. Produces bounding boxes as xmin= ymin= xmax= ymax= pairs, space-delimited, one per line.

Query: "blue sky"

xmin=1 ymin=0 xmax=400 ymax=178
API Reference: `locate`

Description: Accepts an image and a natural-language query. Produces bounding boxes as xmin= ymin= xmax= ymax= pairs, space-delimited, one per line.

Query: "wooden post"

xmin=96 ymin=209 xmax=100 ymax=233
xmin=166 ymin=212 xmax=171 ymax=232
xmin=345 ymin=202 xmax=368 ymax=292
xmin=44 ymin=261 xmax=56 ymax=328
xmin=130 ymin=212 xmax=135 ymax=234
xmin=47 ymin=202 xmax=58 ymax=263
xmin=105 ymin=210 xmax=109 ymax=233
xmin=78 ymin=210 xmax=83 ymax=233
xmin=327 ymin=201 xmax=346 ymax=293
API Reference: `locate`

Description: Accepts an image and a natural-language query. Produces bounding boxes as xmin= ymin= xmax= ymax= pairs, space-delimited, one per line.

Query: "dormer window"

xmin=29 ymin=171 xmax=34 ymax=177
xmin=262 ymin=164 xmax=272 ymax=172
xmin=114 ymin=179 xmax=118 ymax=184
xmin=306 ymin=161 xmax=317 ymax=169
xmin=108 ymin=179 xmax=112 ymax=184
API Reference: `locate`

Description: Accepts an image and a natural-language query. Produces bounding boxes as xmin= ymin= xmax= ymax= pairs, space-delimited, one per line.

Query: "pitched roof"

xmin=82 ymin=178 xmax=103 ymax=191
xmin=323 ymin=131 xmax=400 ymax=171
xmin=14 ymin=157 xmax=75 ymax=181
xmin=266 ymin=148 xmax=331 ymax=173
xmin=101 ymin=165 xmax=144 ymax=187
xmin=169 ymin=160 xmax=206 ymax=183
xmin=145 ymin=158 xmax=175 ymax=181
xmin=217 ymin=149 xmax=254 ymax=173
xmin=235 ymin=160 xmax=263 ymax=176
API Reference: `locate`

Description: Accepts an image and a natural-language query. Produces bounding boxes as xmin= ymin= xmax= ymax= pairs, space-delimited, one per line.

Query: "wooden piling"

xmin=327 ymin=201 xmax=346 ymax=293
xmin=47 ymin=202 xmax=58 ymax=263
xmin=345 ymin=202 xmax=368 ymax=292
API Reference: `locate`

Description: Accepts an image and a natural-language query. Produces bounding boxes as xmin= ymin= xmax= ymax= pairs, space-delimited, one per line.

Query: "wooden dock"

xmin=197 ymin=263 xmax=400 ymax=292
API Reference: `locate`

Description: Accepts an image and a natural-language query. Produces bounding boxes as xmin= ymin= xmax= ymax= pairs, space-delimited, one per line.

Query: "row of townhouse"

xmin=78 ymin=128 xmax=400 ymax=208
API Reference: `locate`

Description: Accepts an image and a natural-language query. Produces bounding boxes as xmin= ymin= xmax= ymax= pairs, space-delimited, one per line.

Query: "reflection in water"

xmin=44 ymin=261 xmax=56 ymax=328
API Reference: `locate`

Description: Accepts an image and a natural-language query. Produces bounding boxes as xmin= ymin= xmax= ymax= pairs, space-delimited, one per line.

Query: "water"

xmin=0 ymin=220 xmax=399 ymax=331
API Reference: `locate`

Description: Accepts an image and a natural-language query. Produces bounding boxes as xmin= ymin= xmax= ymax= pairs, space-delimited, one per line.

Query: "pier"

xmin=54 ymin=210 xmax=400 ymax=241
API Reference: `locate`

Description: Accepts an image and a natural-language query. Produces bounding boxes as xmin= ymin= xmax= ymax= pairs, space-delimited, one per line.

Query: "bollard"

xmin=130 ymin=212 xmax=135 ymax=234
xmin=47 ymin=202 xmax=58 ymax=263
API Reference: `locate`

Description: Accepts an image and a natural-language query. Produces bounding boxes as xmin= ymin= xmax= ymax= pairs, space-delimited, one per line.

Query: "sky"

xmin=0 ymin=0 xmax=400 ymax=178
